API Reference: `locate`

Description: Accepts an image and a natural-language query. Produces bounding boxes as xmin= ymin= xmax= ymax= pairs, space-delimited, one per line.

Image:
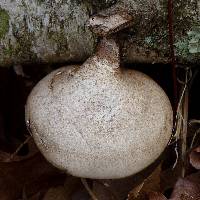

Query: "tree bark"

xmin=0 ymin=0 xmax=199 ymax=67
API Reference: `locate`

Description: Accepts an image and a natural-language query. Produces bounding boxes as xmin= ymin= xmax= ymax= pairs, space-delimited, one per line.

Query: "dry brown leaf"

xmin=43 ymin=186 xmax=69 ymax=200
xmin=93 ymin=170 xmax=153 ymax=200
xmin=0 ymin=151 xmax=12 ymax=162
xmin=189 ymin=146 xmax=200 ymax=169
xmin=0 ymin=137 xmax=38 ymax=163
xmin=160 ymin=167 xmax=180 ymax=193
xmin=0 ymin=153 xmax=65 ymax=200
xmin=93 ymin=179 xmax=120 ymax=200
xmin=27 ymin=192 xmax=41 ymax=200
xmin=170 ymin=172 xmax=200 ymax=200
xmin=128 ymin=164 xmax=162 ymax=200
xmin=128 ymin=182 xmax=144 ymax=199
xmin=148 ymin=191 xmax=167 ymax=200
xmin=63 ymin=176 xmax=81 ymax=197
xmin=70 ymin=183 xmax=91 ymax=200
xmin=149 ymin=171 xmax=200 ymax=200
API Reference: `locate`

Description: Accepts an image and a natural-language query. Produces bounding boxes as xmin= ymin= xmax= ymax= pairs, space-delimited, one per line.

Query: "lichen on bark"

xmin=0 ymin=8 xmax=9 ymax=39
xmin=122 ymin=0 xmax=200 ymax=64
xmin=0 ymin=0 xmax=97 ymax=66
xmin=0 ymin=0 xmax=200 ymax=67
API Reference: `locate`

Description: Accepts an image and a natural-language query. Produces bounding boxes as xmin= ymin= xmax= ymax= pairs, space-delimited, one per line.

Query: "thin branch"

xmin=190 ymin=128 xmax=200 ymax=149
xmin=181 ymin=80 xmax=189 ymax=177
xmin=171 ymin=68 xmax=190 ymax=173
xmin=189 ymin=119 xmax=200 ymax=125
xmin=81 ymin=178 xmax=99 ymax=200
xmin=9 ymin=136 xmax=32 ymax=161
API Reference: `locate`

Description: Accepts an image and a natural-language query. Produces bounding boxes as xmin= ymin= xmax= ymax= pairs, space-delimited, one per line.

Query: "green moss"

xmin=36 ymin=0 xmax=45 ymax=6
xmin=11 ymin=23 xmax=38 ymax=63
xmin=0 ymin=8 xmax=10 ymax=39
xmin=48 ymin=30 xmax=69 ymax=56
xmin=3 ymin=46 xmax=13 ymax=56
xmin=142 ymin=0 xmax=200 ymax=61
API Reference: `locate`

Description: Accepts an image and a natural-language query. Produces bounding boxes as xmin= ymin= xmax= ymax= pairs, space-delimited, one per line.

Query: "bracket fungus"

xmin=25 ymin=8 xmax=173 ymax=179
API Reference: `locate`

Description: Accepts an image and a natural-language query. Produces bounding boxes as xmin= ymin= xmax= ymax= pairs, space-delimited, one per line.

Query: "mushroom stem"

xmin=95 ymin=38 xmax=120 ymax=70
xmin=88 ymin=4 xmax=133 ymax=72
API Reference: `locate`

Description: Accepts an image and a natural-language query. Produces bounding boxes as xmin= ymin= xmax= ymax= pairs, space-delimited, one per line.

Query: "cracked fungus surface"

xmin=26 ymin=57 xmax=173 ymax=179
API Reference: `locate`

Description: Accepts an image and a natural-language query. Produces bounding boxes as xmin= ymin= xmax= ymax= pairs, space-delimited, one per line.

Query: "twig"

xmin=10 ymin=136 xmax=32 ymax=161
xmin=181 ymin=77 xmax=189 ymax=177
xmin=172 ymin=144 xmax=179 ymax=169
xmin=81 ymin=178 xmax=99 ymax=200
xmin=190 ymin=128 xmax=200 ymax=149
xmin=189 ymin=119 xmax=200 ymax=125
xmin=189 ymin=119 xmax=200 ymax=148
xmin=171 ymin=68 xmax=190 ymax=173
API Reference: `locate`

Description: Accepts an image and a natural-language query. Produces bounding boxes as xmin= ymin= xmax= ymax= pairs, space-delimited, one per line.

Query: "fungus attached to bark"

xmin=25 ymin=7 xmax=173 ymax=179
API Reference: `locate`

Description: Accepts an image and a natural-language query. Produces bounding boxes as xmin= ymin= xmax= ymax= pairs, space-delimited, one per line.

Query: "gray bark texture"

xmin=0 ymin=0 xmax=199 ymax=67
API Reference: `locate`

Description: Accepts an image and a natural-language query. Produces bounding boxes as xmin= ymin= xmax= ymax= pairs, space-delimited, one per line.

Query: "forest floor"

xmin=0 ymin=64 xmax=200 ymax=200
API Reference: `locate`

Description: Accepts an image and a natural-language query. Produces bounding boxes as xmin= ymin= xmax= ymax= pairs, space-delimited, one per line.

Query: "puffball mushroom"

xmin=25 ymin=38 xmax=173 ymax=179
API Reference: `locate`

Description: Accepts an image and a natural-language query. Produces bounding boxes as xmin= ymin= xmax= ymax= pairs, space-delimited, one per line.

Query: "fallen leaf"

xmin=0 ymin=137 xmax=38 ymax=163
xmin=93 ymin=176 xmax=138 ymax=200
xmin=128 ymin=182 xmax=144 ymax=199
xmin=149 ymin=171 xmax=200 ymax=200
xmin=63 ymin=176 xmax=82 ymax=197
xmin=0 ymin=153 xmax=66 ymax=200
xmin=170 ymin=172 xmax=200 ymax=200
xmin=128 ymin=164 xmax=162 ymax=200
xmin=148 ymin=191 xmax=167 ymax=200
xmin=43 ymin=186 xmax=69 ymax=200
xmin=189 ymin=146 xmax=200 ymax=169
xmin=27 ymin=192 xmax=41 ymax=200
xmin=160 ymin=166 xmax=180 ymax=193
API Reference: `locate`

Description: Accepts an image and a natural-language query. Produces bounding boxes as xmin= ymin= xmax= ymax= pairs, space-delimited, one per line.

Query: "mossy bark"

xmin=0 ymin=0 xmax=199 ymax=67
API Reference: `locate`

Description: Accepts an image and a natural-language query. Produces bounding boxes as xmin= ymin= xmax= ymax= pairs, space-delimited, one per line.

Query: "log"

xmin=0 ymin=0 xmax=199 ymax=67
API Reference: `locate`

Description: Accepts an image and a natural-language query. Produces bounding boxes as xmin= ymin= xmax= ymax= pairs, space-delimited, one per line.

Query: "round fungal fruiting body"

xmin=26 ymin=39 xmax=173 ymax=179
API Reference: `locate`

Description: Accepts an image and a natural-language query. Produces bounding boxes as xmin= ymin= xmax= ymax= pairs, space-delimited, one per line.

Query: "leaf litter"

xmin=0 ymin=64 xmax=200 ymax=200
